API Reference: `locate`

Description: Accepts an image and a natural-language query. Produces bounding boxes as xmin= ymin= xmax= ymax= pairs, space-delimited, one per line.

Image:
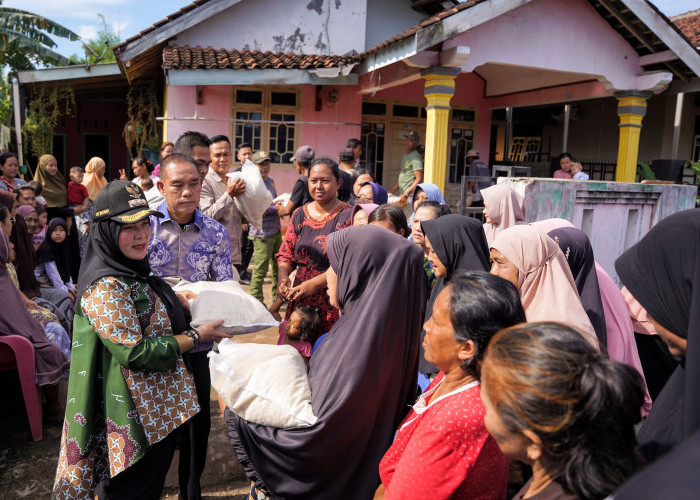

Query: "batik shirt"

xmin=148 ymin=201 xmax=234 ymax=285
xmin=53 ymin=276 xmax=199 ymax=499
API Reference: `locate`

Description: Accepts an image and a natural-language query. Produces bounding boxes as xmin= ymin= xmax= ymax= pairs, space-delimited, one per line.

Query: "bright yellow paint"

xmin=422 ymin=71 xmax=458 ymax=193
xmin=162 ymin=83 xmax=169 ymax=142
xmin=615 ymin=94 xmax=648 ymax=183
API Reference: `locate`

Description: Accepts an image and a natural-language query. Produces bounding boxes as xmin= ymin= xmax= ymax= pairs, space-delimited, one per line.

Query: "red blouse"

xmin=379 ymin=372 xmax=509 ymax=499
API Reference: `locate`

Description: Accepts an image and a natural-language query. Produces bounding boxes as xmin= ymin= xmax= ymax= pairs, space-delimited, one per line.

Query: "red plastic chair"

xmin=0 ymin=335 xmax=42 ymax=441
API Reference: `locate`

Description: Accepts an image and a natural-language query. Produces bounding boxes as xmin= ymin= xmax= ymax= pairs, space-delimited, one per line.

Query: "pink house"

xmin=17 ymin=0 xmax=700 ymax=196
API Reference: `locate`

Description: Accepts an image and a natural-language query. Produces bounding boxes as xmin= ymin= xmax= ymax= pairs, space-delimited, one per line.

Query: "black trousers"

xmin=240 ymin=228 xmax=254 ymax=271
xmin=97 ymin=431 xmax=176 ymax=499
xmin=179 ymin=350 xmax=212 ymax=499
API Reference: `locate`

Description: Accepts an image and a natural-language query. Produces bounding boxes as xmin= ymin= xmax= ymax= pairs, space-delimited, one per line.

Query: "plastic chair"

xmin=0 ymin=335 xmax=42 ymax=441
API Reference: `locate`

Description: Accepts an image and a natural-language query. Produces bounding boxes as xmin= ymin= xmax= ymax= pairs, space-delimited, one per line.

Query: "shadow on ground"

xmin=0 ymin=276 xmax=282 ymax=499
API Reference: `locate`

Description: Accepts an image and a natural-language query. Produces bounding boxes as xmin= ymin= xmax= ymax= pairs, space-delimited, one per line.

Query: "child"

xmin=67 ymin=166 xmax=91 ymax=256
xmin=279 ymin=306 xmax=321 ymax=363
xmin=33 ymin=205 xmax=48 ymax=249
xmin=35 ymin=218 xmax=76 ymax=302
xmin=28 ymin=180 xmax=46 ymax=206
xmin=571 ymin=162 xmax=589 ymax=180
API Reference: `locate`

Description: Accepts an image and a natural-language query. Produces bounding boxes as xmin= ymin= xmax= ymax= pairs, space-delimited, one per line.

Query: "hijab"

xmin=37 ymin=218 xmax=72 ymax=283
xmin=0 ymin=231 xmax=69 ymax=385
xmin=482 ymin=184 xmax=526 ymax=244
xmin=352 ymin=203 xmax=378 ymax=218
xmin=16 ymin=205 xmax=37 ymax=219
xmin=82 ymin=157 xmax=107 ymax=201
xmin=33 ymin=154 xmax=67 ymax=208
xmin=548 ymin=227 xmax=607 ymax=347
xmin=361 ymin=181 xmax=388 ymax=205
xmin=419 ymin=214 xmax=490 ymax=376
xmin=77 ymin=216 xmax=187 ymax=334
xmin=230 ymin=225 xmax=425 ymax=499
xmin=2 ymin=190 xmax=40 ymax=298
xmin=409 ymin=183 xmax=445 ymax=223
xmin=491 ymin=225 xmax=598 ymax=349
xmin=615 ymin=208 xmax=700 ymax=461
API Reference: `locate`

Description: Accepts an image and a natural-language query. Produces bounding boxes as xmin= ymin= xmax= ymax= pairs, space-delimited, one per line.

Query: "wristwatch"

xmin=185 ymin=328 xmax=200 ymax=348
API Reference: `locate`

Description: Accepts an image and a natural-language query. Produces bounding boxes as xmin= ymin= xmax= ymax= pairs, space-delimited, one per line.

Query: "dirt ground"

xmin=0 ymin=274 xmax=282 ymax=500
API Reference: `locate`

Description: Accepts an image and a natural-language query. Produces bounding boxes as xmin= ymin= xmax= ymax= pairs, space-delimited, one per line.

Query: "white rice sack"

xmin=273 ymin=192 xmax=291 ymax=205
xmin=387 ymin=194 xmax=402 ymax=206
xmin=209 ymin=339 xmax=318 ymax=428
xmin=227 ymin=159 xmax=273 ymax=231
xmin=174 ymin=280 xmax=279 ymax=334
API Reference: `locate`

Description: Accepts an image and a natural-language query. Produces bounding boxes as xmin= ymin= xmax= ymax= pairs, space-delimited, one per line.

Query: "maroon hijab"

xmin=230 ymin=225 xmax=425 ymax=498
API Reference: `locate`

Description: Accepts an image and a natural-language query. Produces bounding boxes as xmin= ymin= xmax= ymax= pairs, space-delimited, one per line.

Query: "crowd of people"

xmin=0 ymin=131 xmax=696 ymax=499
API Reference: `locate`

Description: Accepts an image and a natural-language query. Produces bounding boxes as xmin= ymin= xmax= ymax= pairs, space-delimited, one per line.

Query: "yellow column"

xmin=614 ymin=90 xmax=651 ymax=183
xmin=162 ymin=83 xmax=169 ymax=142
xmin=422 ymin=67 xmax=460 ymax=192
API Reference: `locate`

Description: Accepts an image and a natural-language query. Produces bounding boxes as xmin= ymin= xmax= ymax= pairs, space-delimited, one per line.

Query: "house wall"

xmin=365 ymin=0 xmax=424 ymax=50
xmin=55 ymin=97 xmax=128 ymax=181
xmin=176 ymin=0 xmax=367 ymax=55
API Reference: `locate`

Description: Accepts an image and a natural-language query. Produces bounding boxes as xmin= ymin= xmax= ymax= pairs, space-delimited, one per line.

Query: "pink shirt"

xmin=553 ymin=170 xmax=573 ymax=179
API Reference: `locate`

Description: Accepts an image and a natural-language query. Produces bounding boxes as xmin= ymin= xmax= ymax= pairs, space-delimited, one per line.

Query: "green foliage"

xmin=0 ymin=2 xmax=79 ymax=70
xmin=24 ymin=86 xmax=75 ymax=159
xmin=686 ymin=160 xmax=700 ymax=182
xmin=636 ymin=161 xmax=657 ymax=181
xmin=0 ymin=74 xmax=10 ymax=124
xmin=123 ymin=83 xmax=161 ymax=159
xmin=69 ymin=14 xmax=119 ymax=65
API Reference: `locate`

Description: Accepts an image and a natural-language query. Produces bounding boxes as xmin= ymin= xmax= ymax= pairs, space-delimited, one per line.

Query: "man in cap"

xmin=277 ymin=145 xmax=315 ymax=217
xmin=248 ymin=150 xmax=283 ymax=303
xmin=148 ymin=152 xmax=234 ymax=500
xmin=389 ymin=131 xmax=424 ymax=207
xmin=466 ymin=149 xmax=492 ymax=207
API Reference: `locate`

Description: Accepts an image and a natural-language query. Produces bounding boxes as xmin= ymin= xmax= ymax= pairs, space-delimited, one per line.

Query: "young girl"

xmin=278 ymin=305 xmax=321 ymax=362
xmin=33 ymin=205 xmax=48 ymax=249
xmin=35 ymin=218 xmax=76 ymax=302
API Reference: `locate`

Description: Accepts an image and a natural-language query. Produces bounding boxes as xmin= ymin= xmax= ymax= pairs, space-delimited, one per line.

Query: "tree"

xmin=0 ymin=1 xmax=79 ymax=71
xmin=69 ymin=14 xmax=119 ymax=65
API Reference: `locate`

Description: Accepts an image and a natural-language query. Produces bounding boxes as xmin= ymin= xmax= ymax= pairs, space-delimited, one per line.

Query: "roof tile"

xmin=672 ymin=9 xmax=700 ymax=47
xmin=162 ymin=46 xmax=360 ymax=70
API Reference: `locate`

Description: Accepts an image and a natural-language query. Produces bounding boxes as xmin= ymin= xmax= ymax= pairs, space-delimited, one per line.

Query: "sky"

xmin=3 ymin=0 xmax=699 ymax=61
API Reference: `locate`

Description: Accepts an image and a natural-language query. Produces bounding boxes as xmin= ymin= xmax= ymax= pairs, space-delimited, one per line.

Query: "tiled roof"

xmin=162 ymin=46 xmax=359 ymax=70
xmin=672 ymin=9 xmax=700 ymax=47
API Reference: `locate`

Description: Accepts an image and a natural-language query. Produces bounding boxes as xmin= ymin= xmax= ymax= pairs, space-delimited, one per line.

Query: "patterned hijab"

xmin=33 ymin=154 xmax=67 ymax=207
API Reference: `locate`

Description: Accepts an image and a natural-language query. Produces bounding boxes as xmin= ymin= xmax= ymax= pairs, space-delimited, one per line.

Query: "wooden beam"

xmin=639 ymin=49 xmax=678 ymax=66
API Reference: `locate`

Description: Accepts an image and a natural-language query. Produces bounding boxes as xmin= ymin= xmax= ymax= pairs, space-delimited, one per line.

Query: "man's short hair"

xmin=159 ymin=153 xmax=198 ymax=181
xmin=339 ymin=149 xmax=355 ymax=164
xmin=210 ymin=135 xmax=231 ymax=146
xmin=174 ymin=131 xmax=212 ymax=156
xmin=346 ymin=138 xmax=361 ymax=149
xmin=15 ymin=184 xmax=35 ymax=195
xmin=237 ymin=142 xmax=252 ymax=152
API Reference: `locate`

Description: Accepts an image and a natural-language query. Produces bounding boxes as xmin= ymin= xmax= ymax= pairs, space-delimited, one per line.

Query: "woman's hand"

xmin=26 ymin=300 xmax=40 ymax=310
xmin=286 ymin=279 xmax=320 ymax=301
xmin=176 ymin=291 xmax=198 ymax=312
xmin=197 ymin=320 xmax=232 ymax=343
xmin=67 ymin=288 xmax=77 ymax=302
xmin=277 ymin=277 xmax=292 ymax=298
xmin=118 ymin=169 xmax=128 ymax=181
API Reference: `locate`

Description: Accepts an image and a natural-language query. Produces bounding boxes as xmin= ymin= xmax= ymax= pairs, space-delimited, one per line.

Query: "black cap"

xmin=92 ymin=180 xmax=164 ymax=223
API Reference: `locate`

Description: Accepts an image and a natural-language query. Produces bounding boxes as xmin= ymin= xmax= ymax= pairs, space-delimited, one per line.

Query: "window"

xmin=233 ymin=88 xmax=299 ymax=164
xmin=448 ymin=128 xmax=474 ymax=183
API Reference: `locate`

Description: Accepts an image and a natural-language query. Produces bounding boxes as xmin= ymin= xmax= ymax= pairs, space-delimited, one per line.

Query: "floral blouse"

xmin=53 ymin=276 xmax=199 ymax=499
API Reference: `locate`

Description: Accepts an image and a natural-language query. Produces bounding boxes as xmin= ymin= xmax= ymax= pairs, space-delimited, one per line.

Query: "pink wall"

xmin=165 ymin=85 xmax=233 ymax=141
xmin=299 ymin=85 xmax=362 ymax=157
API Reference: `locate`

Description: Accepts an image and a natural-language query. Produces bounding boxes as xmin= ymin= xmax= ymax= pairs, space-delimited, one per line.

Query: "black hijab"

xmin=419 ymin=214 xmax=490 ymax=376
xmin=77 ymin=216 xmax=187 ymax=334
xmin=37 ymin=218 xmax=72 ymax=284
xmin=615 ymin=208 xmax=700 ymax=462
xmin=230 ymin=225 xmax=425 ymax=499
xmin=549 ymin=227 xmax=607 ymax=348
